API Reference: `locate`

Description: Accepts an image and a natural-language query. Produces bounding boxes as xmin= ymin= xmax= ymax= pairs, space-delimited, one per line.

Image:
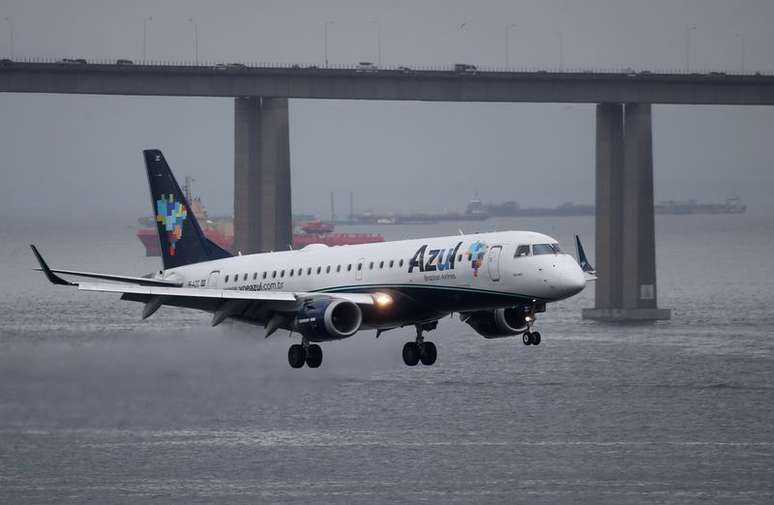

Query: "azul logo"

xmin=155 ymin=194 xmax=187 ymax=256
xmin=408 ymin=241 xmax=463 ymax=273
xmin=465 ymin=240 xmax=488 ymax=277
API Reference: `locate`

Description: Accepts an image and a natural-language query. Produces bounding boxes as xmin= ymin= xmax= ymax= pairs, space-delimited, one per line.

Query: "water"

xmin=1 ymin=215 xmax=773 ymax=504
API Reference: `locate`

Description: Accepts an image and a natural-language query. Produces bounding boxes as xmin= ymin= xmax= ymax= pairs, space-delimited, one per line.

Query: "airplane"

xmin=31 ymin=149 xmax=595 ymax=369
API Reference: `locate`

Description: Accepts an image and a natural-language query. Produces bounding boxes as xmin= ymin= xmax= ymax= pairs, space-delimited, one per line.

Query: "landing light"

xmin=525 ymin=315 xmax=534 ymax=322
xmin=374 ymin=292 xmax=393 ymax=307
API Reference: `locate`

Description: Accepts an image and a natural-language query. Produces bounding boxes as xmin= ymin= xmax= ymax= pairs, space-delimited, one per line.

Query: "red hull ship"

xmin=137 ymin=181 xmax=383 ymax=256
xmin=136 ymin=226 xmax=384 ymax=256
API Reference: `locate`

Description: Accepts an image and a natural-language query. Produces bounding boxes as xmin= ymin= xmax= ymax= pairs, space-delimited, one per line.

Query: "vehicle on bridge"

xmin=32 ymin=150 xmax=594 ymax=370
xmin=356 ymin=62 xmax=378 ymax=72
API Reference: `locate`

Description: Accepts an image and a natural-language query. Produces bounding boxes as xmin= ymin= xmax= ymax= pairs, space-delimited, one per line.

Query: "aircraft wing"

xmin=32 ymin=244 xmax=378 ymax=327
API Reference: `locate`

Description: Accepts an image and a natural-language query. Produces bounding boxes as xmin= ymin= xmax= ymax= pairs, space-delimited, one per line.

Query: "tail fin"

xmin=143 ymin=149 xmax=232 ymax=269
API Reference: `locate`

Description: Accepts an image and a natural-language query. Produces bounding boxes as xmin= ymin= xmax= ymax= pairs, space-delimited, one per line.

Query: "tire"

xmin=402 ymin=342 xmax=420 ymax=366
xmin=532 ymin=331 xmax=541 ymax=346
xmin=288 ymin=344 xmax=306 ymax=368
xmin=522 ymin=332 xmax=532 ymax=346
xmin=420 ymin=341 xmax=437 ymax=366
xmin=306 ymin=344 xmax=323 ymax=368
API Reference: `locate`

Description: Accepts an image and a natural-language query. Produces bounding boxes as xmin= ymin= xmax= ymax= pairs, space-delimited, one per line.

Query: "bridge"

xmin=4 ymin=60 xmax=774 ymax=321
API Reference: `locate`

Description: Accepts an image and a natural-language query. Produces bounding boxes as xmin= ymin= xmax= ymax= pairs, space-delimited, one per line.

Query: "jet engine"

xmin=293 ymin=297 xmax=363 ymax=341
xmin=462 ymin=306 xmax=529 ymax=339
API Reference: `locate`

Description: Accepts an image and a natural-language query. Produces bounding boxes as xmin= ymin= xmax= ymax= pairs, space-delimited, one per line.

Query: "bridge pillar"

xmin=233 ymin=97 xmax=292 ymax=254
xmin=583 ymin=103 xmax=670 ymax=322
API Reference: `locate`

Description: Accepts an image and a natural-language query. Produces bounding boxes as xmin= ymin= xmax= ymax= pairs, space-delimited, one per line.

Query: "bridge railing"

xmin=2 ymin=56 xmax=771 ymax=76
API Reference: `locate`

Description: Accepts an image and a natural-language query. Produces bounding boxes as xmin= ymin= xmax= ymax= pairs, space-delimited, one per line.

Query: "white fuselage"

xmin=162 ymin=231 xmax=586 ymax=318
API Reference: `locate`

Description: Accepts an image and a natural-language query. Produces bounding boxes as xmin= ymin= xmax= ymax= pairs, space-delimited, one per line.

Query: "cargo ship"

xmin=136 ymin=184 xmax=383 ymax=256
xmin=350 ymin=196 xmax=746 ymax=224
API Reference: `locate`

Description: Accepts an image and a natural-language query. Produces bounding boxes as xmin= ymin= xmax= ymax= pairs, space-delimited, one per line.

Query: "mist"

xmin=1 ymin=0 xmax=773 ymax=222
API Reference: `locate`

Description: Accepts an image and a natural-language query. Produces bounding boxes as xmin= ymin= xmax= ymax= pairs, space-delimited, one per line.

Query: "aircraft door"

xmin=487 ymin=246 xmax=502 ymax=281
xmin=356 ymin=258 xmax=365 ymax=281
xmin=207 ymin=270 xmax=220 ymax=288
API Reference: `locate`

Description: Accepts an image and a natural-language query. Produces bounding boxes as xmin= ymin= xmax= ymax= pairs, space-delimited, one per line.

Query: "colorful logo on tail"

xmin=156 ymin=194 xmax=187 ymax=256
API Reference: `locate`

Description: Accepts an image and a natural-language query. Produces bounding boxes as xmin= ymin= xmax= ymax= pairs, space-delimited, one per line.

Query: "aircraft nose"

xmin=562 ymin=260 xmax=587 ymax=297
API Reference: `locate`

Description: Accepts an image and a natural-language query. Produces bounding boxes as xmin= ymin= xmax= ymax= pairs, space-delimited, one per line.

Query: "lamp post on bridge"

xmin=371 ymin=18 xmax=382 ymax=67
xmin=558 ymin=30 xmax=564 ymax=71
xmin=685 ymin=24 xmax=696 ymax=72
xmin=324 ymin=20 xmax=334 ymax=67
xmin=3 ymin=17 xmax=13 ymax=60
xmin=188 ymin=18 xmax=199 ymax=64
xmin=143 ymin=16 xmax=152 ymax=61
xmin=505 ymin=24 xmax=516 ymax=68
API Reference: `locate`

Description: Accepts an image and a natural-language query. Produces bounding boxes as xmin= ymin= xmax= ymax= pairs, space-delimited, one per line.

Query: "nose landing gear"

xmin=522 ymin=330 xmax=541 ymax=346
xmin=402 ymin=322 xmax=438 ymax=366
xmin=522 ymin=311 xmax=541 ymax=346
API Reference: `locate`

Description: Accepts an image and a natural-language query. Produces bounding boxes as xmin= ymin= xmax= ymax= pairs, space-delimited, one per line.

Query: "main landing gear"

xmin=402 ymin=322 xmax=438 ymax=366
xmin=288 ymin=338 xmax=323 ymax=369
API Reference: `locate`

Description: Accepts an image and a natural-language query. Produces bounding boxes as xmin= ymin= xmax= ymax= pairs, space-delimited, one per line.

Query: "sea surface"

xmin=1 ymin=214 xmax=773 ymax=504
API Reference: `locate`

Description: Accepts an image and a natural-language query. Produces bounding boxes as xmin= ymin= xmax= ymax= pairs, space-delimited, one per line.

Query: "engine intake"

xmin=294 ymin=298 xmax=363 ymax=341
xmin=463 ymin=306 xmax=529 ymax=339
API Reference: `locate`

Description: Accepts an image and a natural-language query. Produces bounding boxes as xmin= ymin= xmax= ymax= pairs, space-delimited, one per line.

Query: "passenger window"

xmin=280 ymin=270 xmax=285 ymax=277
xmin=389 ymin=260 xmax=394 ymax=268
xmin=243 ymin=273 xmax=247 ymax=281
xmin=533 ymin=244 xmax=556 ymax=255
xmin=369 ymin=262 xmax=374 ymax=270
xmin=298 ymin=268 xmax=303 ymax=276
xmin=347 ymin=264 xmax=352 ymax=271
xmin=317 ymin=266 xmax=321 ymax=274
xmin=326 ymin=266 xmax=331 ymax=273
xmin=307 ymin=267 xmax=312 ymax=275
xmin=272 ymin=271 xmax=277 ymax=278
xmin=379 ymin=261 xmax=384 ymax=269
xmin=357 ymin=263 xmax=363 ymax=271
xmin=515 ymin=245 xmax=531 ymax=258
xmin=458 ymin=254 xmax=462 ymax=262
xmin=252 ymin=273 xmax=257 ymax=280
xmin=262 ymin=272 xmax=267 ymax=279
xmin=336 ymin=265 xmax=341 ymax=273
xmin=399 ymin=259 xmax=404 ymax=267
xmin=225 ymin=275 xmax=229 ymax=283
xmin=289 ymin=269 xmax=294 ymax=277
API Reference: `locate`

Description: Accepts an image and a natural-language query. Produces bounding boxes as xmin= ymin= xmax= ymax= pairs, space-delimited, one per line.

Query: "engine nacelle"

xmin=293 ymin=298 xmax=363 ymax=341
xmin=463 ymin=307 xmax=529 ymax=339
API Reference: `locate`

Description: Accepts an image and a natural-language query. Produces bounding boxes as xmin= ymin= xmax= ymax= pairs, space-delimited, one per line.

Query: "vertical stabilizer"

xmin=143 ymin=149 xmax=232 ymax=269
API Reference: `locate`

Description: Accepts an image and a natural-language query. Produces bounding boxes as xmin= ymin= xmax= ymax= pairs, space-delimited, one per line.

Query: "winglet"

xmin=575 ymin=235 xmax=596 ymax=275
xmin=30 ymin=245 xmax=76 ymax=286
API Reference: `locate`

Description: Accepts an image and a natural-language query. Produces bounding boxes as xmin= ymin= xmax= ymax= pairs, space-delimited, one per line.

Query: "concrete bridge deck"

xmin=2 ymin=61 xmax=774 ymax=104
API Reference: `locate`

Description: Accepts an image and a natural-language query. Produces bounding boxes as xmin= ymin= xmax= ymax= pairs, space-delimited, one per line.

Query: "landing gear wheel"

xmin=531 ymin=331 xmax=541 ymax=346
xmin=305 ymin=344 xmax=323 ymax=368
xmin=522 ymin=332 xmax=532 ymax=346
xmin=402 ymin=342 xmax=420 ymax=366
xmin=420 ymin=341 xmax=437 ymax=366
xmin=288 ymin=344 xmax=306 ymax=368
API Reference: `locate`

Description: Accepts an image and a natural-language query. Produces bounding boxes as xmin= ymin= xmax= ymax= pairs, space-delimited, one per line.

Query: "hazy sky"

xmin=1 ymin=0 xmax=773 ymax=221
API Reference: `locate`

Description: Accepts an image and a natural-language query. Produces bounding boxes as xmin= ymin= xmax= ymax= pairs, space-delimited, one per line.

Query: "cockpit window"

xmin=533 ymin=243 xmax=561 ymax=255
xmin=514 ymin=244 xmax=531 ymax=258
